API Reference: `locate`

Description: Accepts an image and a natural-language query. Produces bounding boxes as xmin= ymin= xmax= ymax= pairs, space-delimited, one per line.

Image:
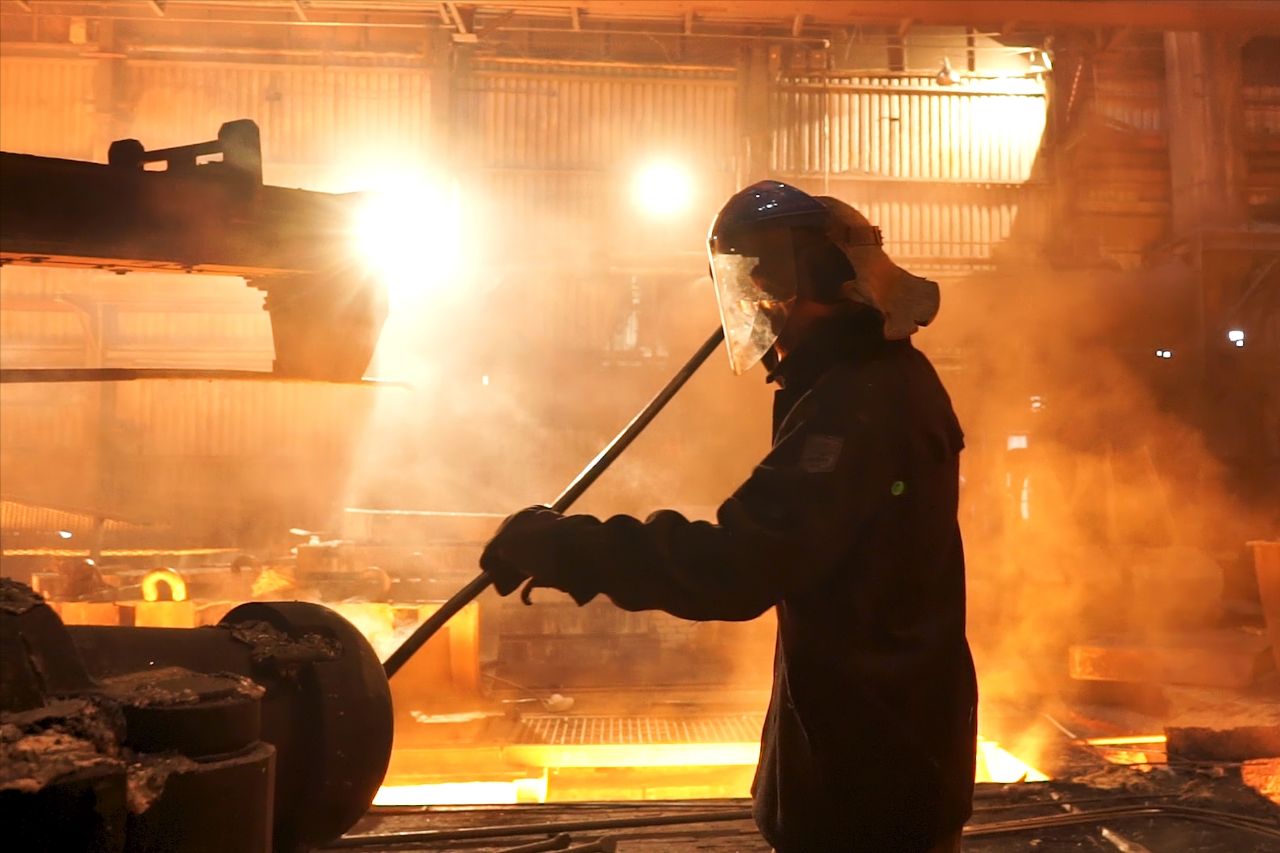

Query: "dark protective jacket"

xmin=518 ymin=308 xmax=976 ymax=851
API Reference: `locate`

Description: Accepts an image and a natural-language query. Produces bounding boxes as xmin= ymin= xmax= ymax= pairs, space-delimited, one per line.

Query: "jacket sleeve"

xmin=539 ymin=370 xmax=901 ymax=621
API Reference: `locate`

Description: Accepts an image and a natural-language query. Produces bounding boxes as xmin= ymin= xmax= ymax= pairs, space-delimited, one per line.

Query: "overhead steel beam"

xmin=443 ymin=1 xmax=467 ymax=33
xmin=476 ymin=8 xmax=515 ymax=37
xmin=557 ymin=1 xmax=1280 ymax=33
xmin=6 ymin=0 xmax=1276 ymax=34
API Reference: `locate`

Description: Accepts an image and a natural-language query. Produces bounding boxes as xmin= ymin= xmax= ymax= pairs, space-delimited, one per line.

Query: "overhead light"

xmin=631 ymin=160 xmax=695 ymax=219
xmin=936 ymin=56 xmax=961 ymax=86
xmin=1228 ymin=329 xmax=1245 ymax=347
xmin=351 ymin=173 xmax=466 ymax=305
xmin=1155 ymin=349 xmax=1173 ymax=359
xmin=57 ymin=530 xmax=73 ymax=540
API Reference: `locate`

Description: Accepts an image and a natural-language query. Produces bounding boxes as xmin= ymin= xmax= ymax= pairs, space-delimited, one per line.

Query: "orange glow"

xmin=1086 ymin=734 xmax=1167 ymax=767
xmin=1084 ymin=734 xmax=1166 ymax=746
xmin=631 ymin=160 xmax=696 ymax=218
xmin=374 ymin=737 xmax=1047 ymax=805
xmin=141 ymin=568 xmax=188 ymax=602
xmin=374 ymin=777 xmax=548 ymax=806
xmin=975 ymin=737 xmax=1049 ymax=783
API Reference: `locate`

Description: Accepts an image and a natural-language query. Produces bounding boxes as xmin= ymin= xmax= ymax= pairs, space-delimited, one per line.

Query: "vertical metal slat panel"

xmin=0 ymin=56 xmax=97 ymax=159
xmin=773 ymin=75 xmax=1046 ymax=183
xmin=125 ymin=60 xmax=430 ymax=167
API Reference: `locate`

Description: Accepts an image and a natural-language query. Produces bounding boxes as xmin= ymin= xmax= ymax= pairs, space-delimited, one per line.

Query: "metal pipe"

xmin=325 ymin=807 xmax=754 ymax=848
xmin=382 ymin=326 xmax=725 ymax=679
xmin=18 ymin=9 xmax=831 ymax=44
xmin=481 ymin=55 xmax=733 ymax=74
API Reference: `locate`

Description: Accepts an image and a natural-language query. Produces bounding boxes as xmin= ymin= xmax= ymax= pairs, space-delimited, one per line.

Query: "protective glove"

xmin=480 ymin=506 xmax=563 ymax=596
xmin=479 ymin=506 xmax=598 ymax=605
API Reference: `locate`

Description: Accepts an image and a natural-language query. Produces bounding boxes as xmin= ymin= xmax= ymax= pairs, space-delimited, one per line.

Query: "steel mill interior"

xmin=1 ymin=2 xmax=1279 ymax=851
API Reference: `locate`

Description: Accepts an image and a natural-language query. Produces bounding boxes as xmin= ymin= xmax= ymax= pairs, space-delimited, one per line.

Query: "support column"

xmin=91 ymin=19 xmax=133 ymax=160
xmin=1163 ymin=31 xmax=1248 ymax=237
xmin=737 ymin=43 xmax=779 ymax=187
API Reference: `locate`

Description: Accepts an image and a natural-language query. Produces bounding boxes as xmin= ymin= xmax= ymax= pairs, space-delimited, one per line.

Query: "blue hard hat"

xmin=707 ymin=180 xmax=829 ymax=252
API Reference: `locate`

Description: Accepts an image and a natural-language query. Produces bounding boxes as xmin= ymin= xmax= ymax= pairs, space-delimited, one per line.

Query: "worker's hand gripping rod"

xmin=383 ymin=326 xmax=726 ymax=678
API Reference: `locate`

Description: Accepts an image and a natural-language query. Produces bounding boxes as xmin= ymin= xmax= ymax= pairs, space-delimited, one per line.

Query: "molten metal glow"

xmin=324 ymin=602 xmax=404 ymax=661
xmin=374 ymin=777 xmax=548 ymax=806
xmin=141 ymin=568 xmax=188 ymax=602
xmin=375 ymin=737 xmax=1048 ymax=805
xmin=976 ymin=737 xmax=1048 ymax=783
xmin=1086 ymin=734 xmax=1167 ymax=767
xmin=1085 ymin=735 xmax=1167 ymax=746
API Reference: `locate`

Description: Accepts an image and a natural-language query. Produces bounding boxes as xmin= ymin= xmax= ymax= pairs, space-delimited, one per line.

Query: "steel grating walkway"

xmin=515 ymin=714 xmax=764 ymax=746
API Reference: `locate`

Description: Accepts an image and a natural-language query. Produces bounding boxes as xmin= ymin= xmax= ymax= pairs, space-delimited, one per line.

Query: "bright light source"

xmin=1027 ymin=49 xmax=1053 ymax=74
xmin=481 ymin=374 xmax=490 ymax=386
xmin=57 ymin=530 xmax=73 ymax=540
xmin=936 ymin=56 xmax=961 ymax=86
xmin=1007 ymin=434 xmax=1029 ymax=451
xmin=1155 ymin=349 xmax=1173 ymax=359
xmin=631 ymin=161 xmax=695 ymax=219
xmin=1228 ymin=329 xmax=1245 ymax=347
xmin=351 ymin=173 xmax=465 ymax=306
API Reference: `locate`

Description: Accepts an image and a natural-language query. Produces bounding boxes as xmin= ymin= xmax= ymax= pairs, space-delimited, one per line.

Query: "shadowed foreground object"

xmin=0 ymin=579 xmax=393 ymax=852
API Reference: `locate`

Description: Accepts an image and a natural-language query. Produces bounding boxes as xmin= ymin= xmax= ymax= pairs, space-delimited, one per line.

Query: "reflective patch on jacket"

xmin=799 ymin=434 xmax=844 ymax=473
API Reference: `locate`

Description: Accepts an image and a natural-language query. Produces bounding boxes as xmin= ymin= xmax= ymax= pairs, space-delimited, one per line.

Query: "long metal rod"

xmin=382 ymin=326 xmax=725 ymax=679
xmin=327 ymin=807 xmax=753 ymax=848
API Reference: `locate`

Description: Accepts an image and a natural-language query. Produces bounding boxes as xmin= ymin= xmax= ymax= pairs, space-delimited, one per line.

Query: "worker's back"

xmin=752 ymin=314 xmax=976 ymax=852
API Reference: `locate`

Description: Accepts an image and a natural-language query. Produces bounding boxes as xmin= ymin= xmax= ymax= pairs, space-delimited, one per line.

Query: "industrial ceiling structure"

xmin=5 ymin=0 xmax=1280 ymax=33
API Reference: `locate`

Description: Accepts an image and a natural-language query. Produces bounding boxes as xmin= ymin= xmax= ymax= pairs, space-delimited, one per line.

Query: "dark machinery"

xmin=0 ymin=123 xmax=398 ymax=850
xmin=0 ymin=119 xmax=386 ymax=381
xmin=0 ymin=578 xmax=393 ymax=852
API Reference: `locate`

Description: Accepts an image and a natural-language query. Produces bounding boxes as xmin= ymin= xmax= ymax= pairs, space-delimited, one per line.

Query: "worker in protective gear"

xmin=482 ymin=181 xmax=976 ymax=852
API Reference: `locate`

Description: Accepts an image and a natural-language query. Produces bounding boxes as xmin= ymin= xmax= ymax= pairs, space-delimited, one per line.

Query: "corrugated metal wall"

xmin=125 ymin=60 xmax=432 ymax=170
xmin=461 ymin=60 xmax=739 ymax=348
xmin=0 ymin=378 xmax=378 ymax=537
xmin=774 ymin=75 xmax=1046 ymax=181
xmin=772 ymin=74 xmax=1047 ymax=262
xmin=466 ymin=60 xmax=738 ymax=256
xmin=470 ymin=62 xmax=736 ymax=169
xmin=0 ymin=55 xmax=97 ymax=160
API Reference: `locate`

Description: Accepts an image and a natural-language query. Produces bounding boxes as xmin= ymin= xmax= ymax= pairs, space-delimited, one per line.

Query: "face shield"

xmin=708 ymin=225 xmax=805 ymax=375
